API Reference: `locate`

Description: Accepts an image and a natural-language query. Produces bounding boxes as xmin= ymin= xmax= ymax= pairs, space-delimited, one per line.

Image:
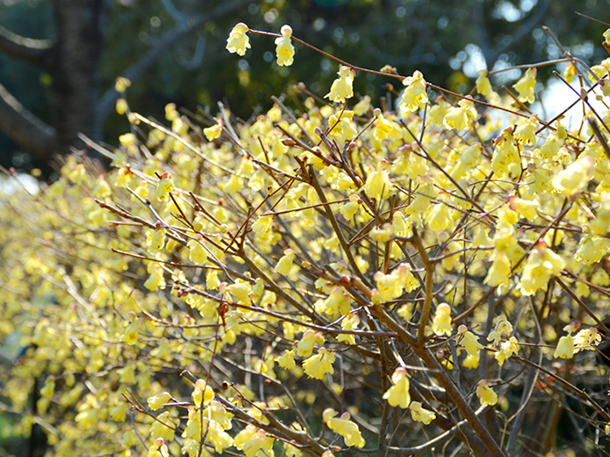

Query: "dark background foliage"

xmin=0 ymin=0 xmax=608 ymax=176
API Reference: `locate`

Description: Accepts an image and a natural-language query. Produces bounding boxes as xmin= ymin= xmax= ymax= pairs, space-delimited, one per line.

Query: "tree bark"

xmin=51 ymin=0 xmax=105 ymax=155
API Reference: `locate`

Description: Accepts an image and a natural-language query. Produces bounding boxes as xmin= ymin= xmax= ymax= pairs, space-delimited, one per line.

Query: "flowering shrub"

xmin=2 ymin=20 xmax=610 ymax=457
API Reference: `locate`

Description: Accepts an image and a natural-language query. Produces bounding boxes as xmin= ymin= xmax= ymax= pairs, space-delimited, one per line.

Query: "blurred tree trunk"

xmin=51 ymin=0 xmax=105 ymax=157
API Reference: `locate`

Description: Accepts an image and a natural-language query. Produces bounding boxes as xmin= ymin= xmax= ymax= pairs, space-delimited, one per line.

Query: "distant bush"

xmin=3 ymin=21 xmax=610 ymax=457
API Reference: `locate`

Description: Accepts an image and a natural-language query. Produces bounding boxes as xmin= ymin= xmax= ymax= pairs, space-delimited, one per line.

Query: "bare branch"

xmin=0 ymin=82 xmax=56 ymax=160
xmin=0 ymin=26 xmax=53 ymax=66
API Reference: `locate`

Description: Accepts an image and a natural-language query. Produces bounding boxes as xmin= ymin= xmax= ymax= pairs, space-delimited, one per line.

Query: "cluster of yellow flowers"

xmin=2 ymin=20 xmax=610 ymax=457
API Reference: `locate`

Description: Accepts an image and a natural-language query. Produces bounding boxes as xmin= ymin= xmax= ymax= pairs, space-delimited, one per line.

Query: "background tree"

xmin=0 ymin=0 xmax=608 ymax=175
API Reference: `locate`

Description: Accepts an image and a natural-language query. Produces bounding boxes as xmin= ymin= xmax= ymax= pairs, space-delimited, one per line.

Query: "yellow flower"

xmin=40 ymin=378 xmax=55 ymax=398
xmin=147 ymin=227 xmax=166 ymax=251
xmin=234 ymin=425 xmax=274 ymax=457
xmin=187 ymin=236 xmax=208 ymax=264
xmin=520 ymin=244 xmax=565 ymax=296
xmin=554 ymin=333 xmax=574 ymax=359
xmin=276 ymin=349 xmax=296 ymax=369
xmin=432 ymin=303 xmax=452 ymax=336
xmin=110 ymin=401 xmax=128 ymax=422
xmin=275 ymin=25 xmax=295 ymax=66
xmin=552 ymin=155 xmax=595 ymax=196
xmin=323 ymin=408 xmax=365 ymax=448
xmin=192 ymin=379 xmax=214 ymax=405
xmin=353 ymin=95 xmax=371 ymax=115
xmin=488 ymin=315 xmax=513 ymax=346
xmin=115 ymin=76 xmax=131 ymax=92
xmin=508 ymin=196 xmax=538 ymax=222
xmin=604 ymin=28 xmax=610 ymax=45
xmin=484 ymin=252 xmax=511 ymax=288
xmin=226 ymin=22 xmax=251 ymax=56
xmin=204 ymin=122 xmax=223 ymax=141
xmin=494 ymin=336 xmax=519 ymax=366
xmin=147 ymin=438 xmax=168 ymax=457
xmin=513 ymin=67 xmax=537 ymax=104
xmin=514 ymin=115 xmax=539 ymax=145
xmin=491 ymin=128 xmax=520 ymax=177
xmin=373 ymin=109 xmax=395 ymax=141
xmin=475 ymin=70 xmax=492 ymax=96
xmin=337 ymin=313 xmax=359 ymax=345
xmin=564 ymin=62 xmax=577 ymax=83
xmin=382 ymin=367 xmax=411 ymax=409
xmin=325 ymin=66 xmax=354 ymax=103
xmin=443 ymin=98 xmax=477 ymax=131
xmin=144 ymin=265 xmax=165 ymax=291
xmin=156 ymin=173 xmax=174 ymax=202
xmin=458 ymin=325 xmax=483 ymax=357
xmin=296 ymin=330 xmax=324 ymax=357
xmin=303 ymin=347 xmax=335 ymax=379
xmin=573 ymin=327 xmax=602 ymax=353
xmin=399 ymin=70 xmax=428 ymax=113
xmin=148 ymin=392 xmax=172 ymax=411
xmin=476 ymin=380 xmax=497 ymax=407
xmin=362 ymin=168 xmax=393 ymax=201
xmin=409 ymin=401 xmax=436 ymax=424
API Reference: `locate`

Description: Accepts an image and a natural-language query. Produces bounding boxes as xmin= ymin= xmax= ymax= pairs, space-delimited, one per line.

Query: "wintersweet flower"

xmin=187 ymin=235 xmax=208 ymax=264
xmin=432 ymin=303 xmax=453 ymax=336
xmin=508 ymin=196 xmax=538 ymax=222
xmin=276 ymin=349 xmax=296 ymax=369
xmin=226 ymin=22 xmax=251 ymax=56
xmin=484 ymin=252 xmax=511 ymax=287
xmin=362 ymin=168 xmax=393 ymax=201
xmin=409 ymin=401 xmax=436 ymax=424
xmin=156 ymin=172 xmax=174 ymax=202
xmin=382 ymin=367 xmax=411 ymax=409
xmin=325 ymin=66 xmax=355 ymax=103
xmin=147 ymin=228 xmax=165 ymax=251
xmin=323 ymin=408 xmax=365 ymax=448
xmin=399 ymin=70 xmax=428 ymax=112
xmin=475 ymin=70 xmax=492 ymax=96
xmin=110 ymin=401 xmax=128 ymax=422
xmin=296 ymin=330 xmax=324 ymax=357
xmin=476 ymin=380 xmax=498 ymax=407
xmin=573 ymin=327 xmax=602 ymax=353
xmin=513 ymin=67 xmax=537 ymax=104
xmin=554 ymin=332 xmax=574 ymax=359
xmin=234 ymin=425 xmax=275 ymax=457
xmin=144 ymin=265 xmax=165 ymax=290
xmin=552 ymin=155 xmax=595 ymax=196
xmin=494 ymin=336 xmax=519 ymax=366
xmin=147 ymin=438 xmax=168 ymax=457
xmin=373 ymin=109 xmax=395 ymax=141
xmin=488 ymin=315 xmax=513 ymax=346
xmin=514 ymin=115 xmax=539 ymax=145
xmin=303 ymin=347 xmax=335 ymax=379
xmin=443 ymin=97 xmax=477 ymax=131
xmin=337 ymin=313 xmax=359 ymax=345
xmin=192 ymin=379 xmax=215 ymax=405
xmin=204 ymin=122 xmax=223 ymax=141
xmin=201 ymin=417 xmax=234 ymax=453
xmin=148 ymin=392 xmax=172 ymax=411
xmin=520 ymin=243 xmax=566 ymax=296
xmin=458 ymin=325 xmax=483 ymax=358
xmin=275 ymin=25 xmax=295 ymax=66
xmin=275 ymin=249 xmax=295 ymax=275
xmin=491 ymin=128 xmax=520 ymax=177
